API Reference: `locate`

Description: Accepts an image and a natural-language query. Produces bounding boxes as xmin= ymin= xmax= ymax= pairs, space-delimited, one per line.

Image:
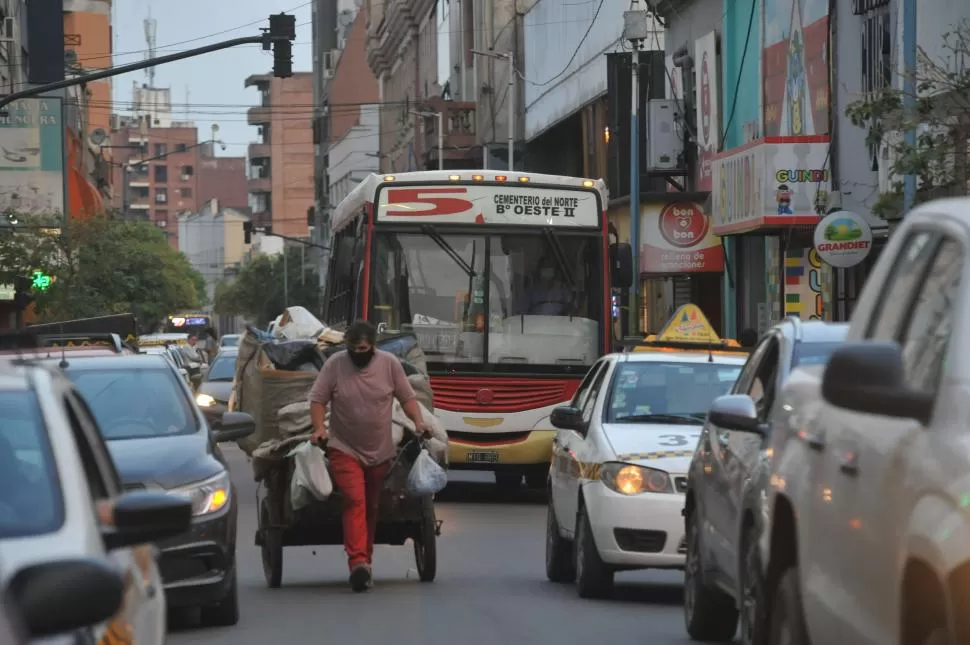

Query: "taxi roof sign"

xmin=654 ymin=304 xmax=721 ymax=344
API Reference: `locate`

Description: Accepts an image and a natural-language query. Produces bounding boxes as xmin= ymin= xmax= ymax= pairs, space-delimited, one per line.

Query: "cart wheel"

xmin=259 ymin=497 xmax=283 ymax=588
xmin=413 ymin=495 xmax=437 ymax=582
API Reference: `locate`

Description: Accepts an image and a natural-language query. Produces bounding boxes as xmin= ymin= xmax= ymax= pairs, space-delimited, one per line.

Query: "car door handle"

xmin=840 ymin=450 xmax=859 ymax=476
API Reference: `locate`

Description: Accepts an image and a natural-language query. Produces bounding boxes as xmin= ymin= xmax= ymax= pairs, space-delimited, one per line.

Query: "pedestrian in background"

xmin=309 ymin=319 xmax=431 ymax=592
xmin=740 ymin=328 xmax=759 ymax=349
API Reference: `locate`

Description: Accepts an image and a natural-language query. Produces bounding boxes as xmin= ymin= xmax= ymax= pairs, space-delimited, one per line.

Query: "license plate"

xmin=466 ymin=450 xmax=499 ymax=464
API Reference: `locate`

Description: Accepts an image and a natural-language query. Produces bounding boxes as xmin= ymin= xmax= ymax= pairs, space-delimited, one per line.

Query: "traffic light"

xmin=243 ymin=221 xmax=253 ymax=244
xmin=268 ymin=13 xmax=295 ymax=79
xmin=13 ymin=277 xmax=32 ymax=312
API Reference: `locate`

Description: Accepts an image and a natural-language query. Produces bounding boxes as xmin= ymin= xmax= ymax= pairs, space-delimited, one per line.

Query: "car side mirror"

xmin=214 ymin=411 xmax=256 ymax=443
xmin=822 ymin=340 xmax=933 ymax=423
xmin=550 ymin=405 xmax=586 ymax=432
xmin=708 ymin=394 xmax=764 ymax=435
xmin=609 ymin=242 xmax=633 ymax=288
xmin=102 ymin=490 xmax=192 ymax=551
xmin=8 ymin=558 xmax=125 ymax=638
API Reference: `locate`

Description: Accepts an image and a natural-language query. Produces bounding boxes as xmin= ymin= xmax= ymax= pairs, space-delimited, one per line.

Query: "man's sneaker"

xmin=349 ymin=564 xmax=372 ymax=592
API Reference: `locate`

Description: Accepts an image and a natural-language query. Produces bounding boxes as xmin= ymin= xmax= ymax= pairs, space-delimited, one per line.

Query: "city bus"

xmin=162 ymin=312 xmax=212 ymax=337
xmin=324 ymin=170 xmax=631 ymax=488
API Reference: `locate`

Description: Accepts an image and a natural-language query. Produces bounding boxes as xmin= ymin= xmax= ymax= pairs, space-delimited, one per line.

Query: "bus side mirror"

xmin=610 ymin=243 xmax=633 ymax=288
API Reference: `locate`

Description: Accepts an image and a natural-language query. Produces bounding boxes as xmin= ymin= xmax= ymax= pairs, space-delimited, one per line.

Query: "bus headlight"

xmin=600 ymin=462 xmax=673 ymax=495
xmin=170 ymin=471 xmax=231 ymax=516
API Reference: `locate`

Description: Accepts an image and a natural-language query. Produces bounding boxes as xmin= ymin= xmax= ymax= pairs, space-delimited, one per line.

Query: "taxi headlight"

xmin=170 ymin=471 xmax=231 ymax=516
xmin=196 ymin=393 xmax=216 ymax=407
xmin=600 ymin=462 xmax=673 ymax=495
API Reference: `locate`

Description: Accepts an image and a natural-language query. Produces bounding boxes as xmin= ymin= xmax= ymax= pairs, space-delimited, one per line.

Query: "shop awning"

xmin=68 ymin=164 xmax=103 ymax=219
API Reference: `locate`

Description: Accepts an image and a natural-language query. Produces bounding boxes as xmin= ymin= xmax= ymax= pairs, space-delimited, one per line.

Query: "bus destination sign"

xmin=377 ymin=185 xmax=600 ymax=227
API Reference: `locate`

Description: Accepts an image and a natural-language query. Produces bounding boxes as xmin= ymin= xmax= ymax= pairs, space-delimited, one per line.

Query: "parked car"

xmin=682 ymin=318 xmax=847 ymax=644
xmin=42 ymin=352 xmax=255 ymax=627
xmin=195 ymin=347 xmax=238 ymax=427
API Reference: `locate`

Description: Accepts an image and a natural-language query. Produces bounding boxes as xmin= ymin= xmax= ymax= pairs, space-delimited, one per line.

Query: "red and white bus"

xmin=324 ymin=170 xmax=630 ymax=488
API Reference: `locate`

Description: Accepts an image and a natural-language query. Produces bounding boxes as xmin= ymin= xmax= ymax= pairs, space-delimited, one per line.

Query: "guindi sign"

xmin=641 ymin=202 xmax=724 ymax=274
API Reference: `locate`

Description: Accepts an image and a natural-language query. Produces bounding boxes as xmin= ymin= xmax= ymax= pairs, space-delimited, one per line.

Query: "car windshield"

xmin=793 ymin=341 xmax=842 ymax=367
xmin=369 ymin=231 xmax=602 ymax=367
xmin=206 ymin=354 xmax=237 ymax=381
xmin=606 ymin=362 xmax=743 ymax=423
xmin=67 ymin=368 xmax=197 ymax=440
xmin=220 ymin=335 xmax=239 ymax=347
xmin=0 ymin=390 xmax=64 ymax=539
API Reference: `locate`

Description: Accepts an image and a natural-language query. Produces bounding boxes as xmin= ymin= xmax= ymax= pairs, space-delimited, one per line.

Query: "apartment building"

xmin=178 ymin=198 xmax=252 ymax=305
xmin=246 ymin=72 xmax=314 ymax=237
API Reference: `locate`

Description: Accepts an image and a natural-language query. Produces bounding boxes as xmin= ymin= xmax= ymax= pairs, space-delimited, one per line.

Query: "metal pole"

xmin=283 ymin=244 xmax=289 ymax=308
xmin=459 ymin=0 xmax=468 ymax=100
xmin=122 ymin=164 xmax=130 ymax=220
xmin=902 ymin=0 xmax=917 ymax=214
xmin=629 ymin=50 xmax=641 ymax=336
xmin=437 ymin=112 xmax=444 ymax=170
xmin=507 ymin=53 xmax=515 ymax=170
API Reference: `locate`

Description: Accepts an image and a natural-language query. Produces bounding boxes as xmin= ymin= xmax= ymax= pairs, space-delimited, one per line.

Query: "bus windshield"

xmin=369 ymin=230 xmax=602 ymax=367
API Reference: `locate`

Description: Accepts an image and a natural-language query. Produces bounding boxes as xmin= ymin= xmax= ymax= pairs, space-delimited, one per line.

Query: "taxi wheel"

xmin=575 ymin=504 xmax=613 ymax=598
xmin=200 ymin=566 xmax=239 ymax=626
xmin=767 ymin=567 xmax=810 ymax=645
xmin=684 ymin=511 xmax=738 ymax=641
xmin=545 ymin=499 xmax=576 ymax=583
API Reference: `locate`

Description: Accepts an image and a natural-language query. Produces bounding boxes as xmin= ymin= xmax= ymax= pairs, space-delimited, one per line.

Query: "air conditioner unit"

xmin=647 ymin=99 xmax=684 ymax=172
xmin=110 ymin=114 xmax=121 ymax=131
xmin=323 ymin=49 xmax=341 ymax=78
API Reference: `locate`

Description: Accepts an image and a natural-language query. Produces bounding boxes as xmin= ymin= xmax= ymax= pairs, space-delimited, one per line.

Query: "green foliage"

xmin=213 ymin=246 xmax=321 ymax=326
xmin=844 ymin=20 xmax=970 ymax=221
xmin=1 ymin=213 xmax=207 ymax=324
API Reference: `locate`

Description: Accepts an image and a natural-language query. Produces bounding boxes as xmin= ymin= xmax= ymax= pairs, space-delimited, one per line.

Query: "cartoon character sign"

xmin=776 ymin=184 xmax=794 ymax=214
xmin=786 ymin=30 xmax=806 ymax=135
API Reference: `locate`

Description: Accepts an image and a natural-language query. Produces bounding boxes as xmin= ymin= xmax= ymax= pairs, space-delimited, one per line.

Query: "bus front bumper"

xmin=447 ymin=429 xmax=555 ymax=470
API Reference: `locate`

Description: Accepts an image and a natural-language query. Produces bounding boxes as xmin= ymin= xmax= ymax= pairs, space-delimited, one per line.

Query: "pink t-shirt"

xmin=308 ymin=349 xmax=416 ymax=465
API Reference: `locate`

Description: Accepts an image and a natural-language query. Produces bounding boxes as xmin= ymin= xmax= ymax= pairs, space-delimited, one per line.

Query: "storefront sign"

xmin=694 ymin=31 xmax=719 ymax=192
xmin=711 ymin=136 xmax=830 ymax=235
xmin=813 ymin=210 xmax=872 ymax=267
xmin=641 ymin=201 xmax=724 ymax=273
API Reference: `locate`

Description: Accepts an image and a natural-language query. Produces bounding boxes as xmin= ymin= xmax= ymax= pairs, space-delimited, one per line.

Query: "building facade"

xmin=178 ymin=199 xmax=252 ymax=305
xmin=246 ymin=72 xmax=314 ymax=237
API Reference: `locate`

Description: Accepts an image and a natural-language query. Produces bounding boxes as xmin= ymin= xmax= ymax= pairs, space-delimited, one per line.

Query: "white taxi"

xmin=544 ymin=305 xmax=748 ymax=598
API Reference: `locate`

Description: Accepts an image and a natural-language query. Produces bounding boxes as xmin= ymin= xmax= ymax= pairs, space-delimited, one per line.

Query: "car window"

xmin=733 ymin=335 xmax=774 ymax=394
xmin=571 ymin=360 xmax=606 ymax=410
xmin=221 ymin=336 xmax=239 ymax=347
xmin=899 ymin=237 xmax=963 ymax=393
xmin=66 ymin=393 xmax=122 ymax=494
xmin=792 ymin=341 xmax=843 ymax=368
xmin=867 ymin=231 xmax=938 ymax=340
xmin=0 ymin=390 xmax=64 ymax=539
xmin=206 ymin=354 xmax=237 ymax=381
xmin=581 ymin=363 xmax=610 ymax=425
xmin=67 ymin=368 xmax=197 ymax=440
xmin=749 ymin=338 xmax=780 ymax=420
xmin=606 ymin=361 xmax=742 ymax=423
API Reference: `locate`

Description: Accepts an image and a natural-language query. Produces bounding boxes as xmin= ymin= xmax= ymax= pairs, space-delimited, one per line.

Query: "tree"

xmin=1 ymin=213 xmax=207 ymax=326
xmin=213 ymin=246 xmax=321 ymax=326
xmin=845 ymin=20 xmax=970 ymax=222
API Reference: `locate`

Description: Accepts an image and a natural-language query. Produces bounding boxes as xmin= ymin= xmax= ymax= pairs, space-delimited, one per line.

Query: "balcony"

xmin=247 ymin=106 xmax=272 ymax=126
xmin=248 ymin=142 xmax=271 ymax=161
xmin=248 ymin=176 xmax=271 ymax=193
xmin=422 ymin=98 xmax=478 ymax=169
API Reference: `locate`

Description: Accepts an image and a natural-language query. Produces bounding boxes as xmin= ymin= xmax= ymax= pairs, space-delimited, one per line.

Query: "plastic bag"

xmin=406 ymin=448 xmax=448 ymax=497
xmin=261 ymin=339 xmax=324 ymax=371
xmin=288 ymin=441 xmax=333 ymax=509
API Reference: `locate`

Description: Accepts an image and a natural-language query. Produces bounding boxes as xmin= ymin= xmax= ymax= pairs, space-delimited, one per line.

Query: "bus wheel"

xmin=494 ymin=471 xmax=522 ymax=489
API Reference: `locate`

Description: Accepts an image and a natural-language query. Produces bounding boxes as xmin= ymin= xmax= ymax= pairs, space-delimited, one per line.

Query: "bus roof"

xmin=331 ymin=171 xmax=609 ymax=233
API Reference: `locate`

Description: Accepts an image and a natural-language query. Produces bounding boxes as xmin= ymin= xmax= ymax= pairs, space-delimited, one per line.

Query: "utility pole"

xmin=623 ymin=4 xmax=649 ymax=335
xmin=472 ymin=49 xmax=515 ymax=170
xmin=902 ymin=0 xmax=917 ymax=214
xmin=411 ymin=110 xmax=444 ymax=170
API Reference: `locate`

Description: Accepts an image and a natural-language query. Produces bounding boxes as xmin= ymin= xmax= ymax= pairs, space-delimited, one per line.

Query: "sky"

xmin=111 ymin=0 xmax=314 ymax=159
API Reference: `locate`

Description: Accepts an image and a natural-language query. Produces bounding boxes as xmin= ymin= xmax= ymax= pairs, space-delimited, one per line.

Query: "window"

xmin=154 ymin=143 xmax=166 ymax=157
xmin=899 ymin=238 xmax=963 ymax=393
xmin=176 ymin=143 xmax=187 ymax=153
xmin=155 ymin=187 xmax=168 ymax=204
xmin=154 ymin=164 xmax=168 ymax=182
xmin=581 ymin=363 xmax=610 ymax=425
xmin=861 ymin=5 xmax=892 ymax=170
xmin=0 ymin=390 xmax=64 ymax=538
xmin=605 ymin=361 xmax=742 ymax=423
xmin=867 ymin=232 xmax=937 ymax=340
xmin=325 ymin=222 xmax=364 ymax=326
xmin=572 ymin=360 xmax=606 ymax=410
xmin=67 ymin=368 xmax=197 ymax=440
xmin=205 ymin=354 xmax=238 ymax=382
xmin=792 ymin=341 xmax=844 ymax=367
xmin=180 ymin=186 xmax=193 ymax=198
xmin=181 ymin=165 xmax=194 ymax=180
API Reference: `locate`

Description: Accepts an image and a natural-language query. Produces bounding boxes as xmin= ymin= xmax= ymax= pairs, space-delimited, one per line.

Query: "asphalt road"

xmin=169 ymin=445 xmax=722 ymax=645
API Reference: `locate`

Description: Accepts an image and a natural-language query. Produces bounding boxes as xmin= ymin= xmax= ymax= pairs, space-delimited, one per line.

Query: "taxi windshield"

xmin=607 ymin=361 xmax=742 ymax=423
xmin=0 ymin=390 xmax=64 ymax=539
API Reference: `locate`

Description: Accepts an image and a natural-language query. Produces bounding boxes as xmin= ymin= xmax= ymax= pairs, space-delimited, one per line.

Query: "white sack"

xmin=409 ymin=374 xmax=433 ymax=411
xmin=390 ymin=400 xmax=448 ymax=463
xmin=288 ymin=441 xmax=333 ymax=509
xmin=406 ymin=449 xmax=448 ymax=496
xmin=275 ymin=306 xmax=327 ymax=341
xmin=278 ymin=400 xmax=312 ymax=436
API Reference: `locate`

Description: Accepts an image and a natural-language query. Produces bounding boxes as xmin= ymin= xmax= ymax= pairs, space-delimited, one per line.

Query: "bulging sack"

xmin=406 ymin=449 xmax=448 ymax=496
xmin=288 ymin=441 xmax=333 ymax=509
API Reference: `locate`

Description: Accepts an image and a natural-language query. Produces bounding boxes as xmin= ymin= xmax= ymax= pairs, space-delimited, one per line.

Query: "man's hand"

xmin=311 ymin=426 xmax=328 ymax=445
xmin=412 ymin=419 xmax=431 ymax=437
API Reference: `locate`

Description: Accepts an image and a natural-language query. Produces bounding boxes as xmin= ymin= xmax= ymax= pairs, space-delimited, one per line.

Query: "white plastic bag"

xmin=406 ymin=448 xmax=448 ymax=496
xmin=288 ymin=441 xmax=333 ymax=509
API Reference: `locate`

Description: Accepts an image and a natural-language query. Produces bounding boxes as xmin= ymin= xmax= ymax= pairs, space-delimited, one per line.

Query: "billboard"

xmin=0 ymin=98 xmax=65 ymax=220
xmin=641 ymin=201 xmax=724 ymax=273
xmin=376 ymin=184 xmax=601 ymax=227
xmin=694 ymin=31 xmax=719 ymax=192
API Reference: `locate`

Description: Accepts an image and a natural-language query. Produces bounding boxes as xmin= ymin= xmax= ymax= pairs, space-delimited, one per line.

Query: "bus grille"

xmin=430 ymin=376 xmax=578 ymax=413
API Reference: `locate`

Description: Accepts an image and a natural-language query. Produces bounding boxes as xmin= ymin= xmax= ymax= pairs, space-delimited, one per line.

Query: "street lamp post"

xmin=471 ymin=49 xmax=515 ymax=170
xmin=410 ymin=110 xmax=444 ymax=170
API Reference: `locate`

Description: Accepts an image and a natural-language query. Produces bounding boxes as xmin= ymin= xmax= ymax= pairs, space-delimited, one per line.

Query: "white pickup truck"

xmin=745 ymin=198 xmax=967 ymax=645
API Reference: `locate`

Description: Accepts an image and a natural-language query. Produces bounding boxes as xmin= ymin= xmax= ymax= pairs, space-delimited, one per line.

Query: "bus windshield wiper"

xmin=542 ymin=228 xmax=576 ymax=289
xmin=421 ymin=224 xmax=475 ymax=276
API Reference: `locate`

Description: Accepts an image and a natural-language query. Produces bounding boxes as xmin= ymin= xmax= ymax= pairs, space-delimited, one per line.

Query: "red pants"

xmin=327 ymin=449 xmax=390 ymax=570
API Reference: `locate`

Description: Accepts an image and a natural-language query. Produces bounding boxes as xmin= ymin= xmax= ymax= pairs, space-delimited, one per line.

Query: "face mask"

xmin=348 ymin=348 xmax=375 ymax=368
xmin=540 ymin=268 xmax=556 ymax=280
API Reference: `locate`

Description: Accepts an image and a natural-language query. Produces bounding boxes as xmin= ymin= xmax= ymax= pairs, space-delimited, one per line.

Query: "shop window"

xmin=154 ymin=165 xmax=167 ymax=182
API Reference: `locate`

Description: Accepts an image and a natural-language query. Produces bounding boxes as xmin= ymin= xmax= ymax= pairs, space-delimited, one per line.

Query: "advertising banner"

xmin=641 ymin=201 xmax=724 ymax=273
xmin=376 ymin=184 xmax=601 ymax=227
xmin=694 ymin=31 xmax=719 ymax=192
xmin=711 ymin=136 xmax=830 ymax=235
xmin=0 ymin=98 xmax=65 ymax=220
xmin=813 ymin=210 xmax=873 ymax=267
